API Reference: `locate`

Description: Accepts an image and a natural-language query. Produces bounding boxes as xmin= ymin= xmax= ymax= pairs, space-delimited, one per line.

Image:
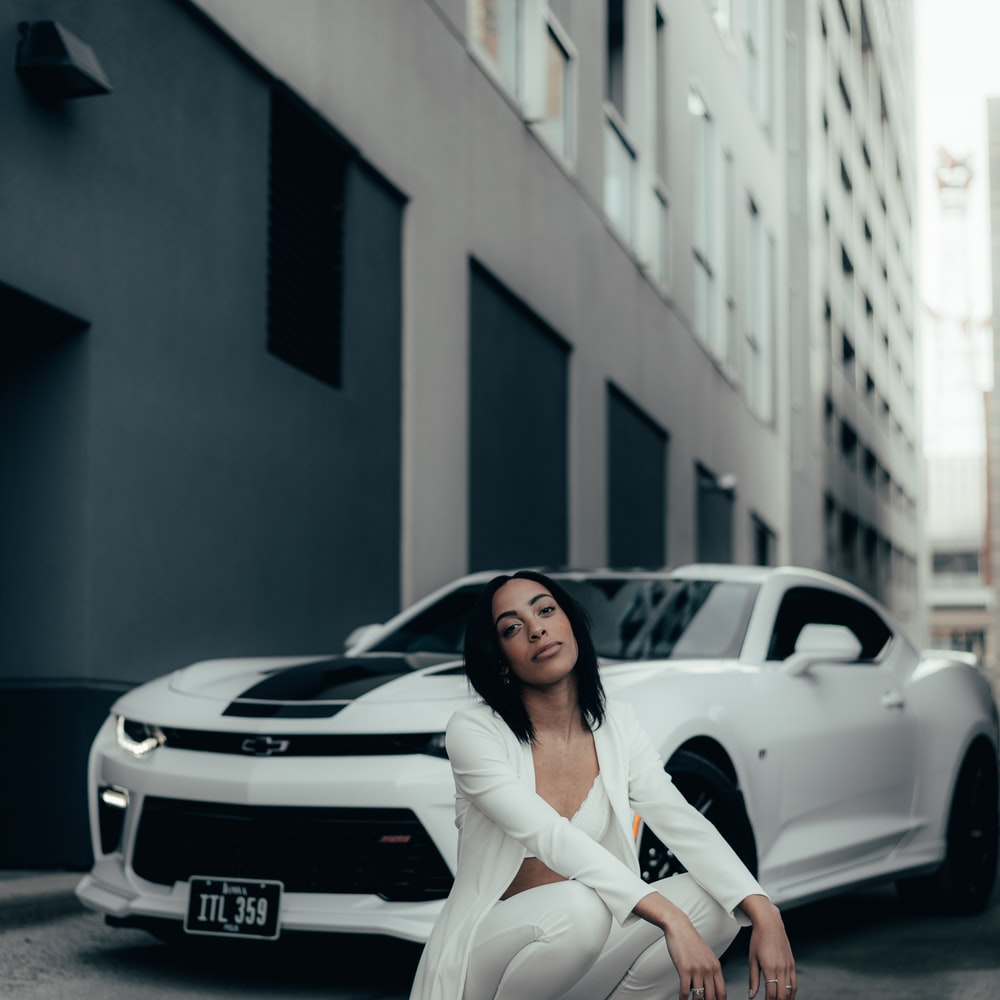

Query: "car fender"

xmin=904 ymin=654 xmax=999 ymax=839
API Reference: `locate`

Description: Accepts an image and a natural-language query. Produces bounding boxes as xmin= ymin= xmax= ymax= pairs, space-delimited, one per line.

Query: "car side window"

xmin=768 ymin=586 xmax=892 ymax=662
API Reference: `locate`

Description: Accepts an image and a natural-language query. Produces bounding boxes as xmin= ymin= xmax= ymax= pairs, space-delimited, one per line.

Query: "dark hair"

xmin=463 ymin=569 xmax=606 ymax=744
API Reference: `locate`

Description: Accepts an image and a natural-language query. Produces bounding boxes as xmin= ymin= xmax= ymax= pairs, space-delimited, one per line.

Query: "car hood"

xmin=113 ymin=652 xmax=474 ymax=732
xmin=113 ymin=652 xmax=735 ymax=733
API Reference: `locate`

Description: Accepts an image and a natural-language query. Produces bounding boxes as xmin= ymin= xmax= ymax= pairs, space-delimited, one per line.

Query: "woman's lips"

xmin=532 ymin=641 xmax=562 ymax=661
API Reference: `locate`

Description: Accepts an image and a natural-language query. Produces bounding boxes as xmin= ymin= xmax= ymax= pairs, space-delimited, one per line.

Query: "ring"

xmin=692 ymin=990 xmax=705 ymax=997
xmin=785 ymin=988 xmax=793 ymax=992
xmin=765 ymin=979 xmax=779 ymax=984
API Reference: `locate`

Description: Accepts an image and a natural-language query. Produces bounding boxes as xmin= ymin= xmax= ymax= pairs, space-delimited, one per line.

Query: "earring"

xmin=501 ymin=670 xmax=510 ymax=686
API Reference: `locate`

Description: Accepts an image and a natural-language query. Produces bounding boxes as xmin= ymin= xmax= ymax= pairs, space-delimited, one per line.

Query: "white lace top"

xmin=525 ymin=774 xmax=613 ymax=858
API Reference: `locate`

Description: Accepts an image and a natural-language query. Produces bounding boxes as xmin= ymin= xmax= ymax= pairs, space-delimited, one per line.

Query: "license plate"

xmin=184 ymin=877 xmax=282 ymax=939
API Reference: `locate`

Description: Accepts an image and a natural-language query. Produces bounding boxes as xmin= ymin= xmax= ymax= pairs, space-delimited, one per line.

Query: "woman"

xmin=410 ymin=570 xmax=796 ymax=1000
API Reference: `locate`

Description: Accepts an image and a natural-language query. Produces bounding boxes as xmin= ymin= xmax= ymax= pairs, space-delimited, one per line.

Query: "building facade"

xmin=924 ymin=144 xmax=994 ymax=666
xmin=1 ymin=0 xmax=922 ymax=868
xmin=786 ymin=0 xmax=923 ymax=636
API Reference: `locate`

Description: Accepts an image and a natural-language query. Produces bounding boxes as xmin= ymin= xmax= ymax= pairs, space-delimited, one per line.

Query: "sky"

xmin=916 ymin=0 xmax=1000 ymax=326
xmin=915 ymin=0 xmax=1000 ymax=502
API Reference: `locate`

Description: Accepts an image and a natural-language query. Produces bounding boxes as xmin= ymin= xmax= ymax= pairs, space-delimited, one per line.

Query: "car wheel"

xmin=896 ymin=740 xmax=999 ymax=915
xmin=638 ymin=749 xmax=758 ymax=883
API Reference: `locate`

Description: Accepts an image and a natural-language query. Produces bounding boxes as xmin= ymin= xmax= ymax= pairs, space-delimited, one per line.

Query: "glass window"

xmin=534 ymin=18 xmax=574 ymax=160
xmin=745 ymin=0 xmax=771 ymax=128
xmin=655 ymin=6 xmax=667 ymax=180
xmin=752 ymin=513 xmax=776 ymax=566
xmin=743 ymin=209 xmax=775 ymax=422
xmin=371 ymin=577 xmax=759 ymax=662
xmin=472 ymin=0 xmax=522 ymax=95
xmin=690 ymin=89 xmax=715 ymax=346
xmin=768 ymin=586 xmax=892 ymax=661
xmin=652 ymin=188 xmax=671 ymax=289
xmin=605 ymin=118 xmax=635 ymax=242
xmin=606 ymin=0 xmax=625 ymax=115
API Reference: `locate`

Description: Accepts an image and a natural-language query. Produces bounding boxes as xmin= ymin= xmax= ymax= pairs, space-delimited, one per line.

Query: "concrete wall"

xmin=190 ymin=0 xmax=792 ymax=605
xmin=0 ymin=0 xmax=402 ymax=866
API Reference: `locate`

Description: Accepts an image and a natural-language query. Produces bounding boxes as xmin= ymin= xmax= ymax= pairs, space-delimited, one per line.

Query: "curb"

xmin=0 ymin=872 xmax=83 ymax=922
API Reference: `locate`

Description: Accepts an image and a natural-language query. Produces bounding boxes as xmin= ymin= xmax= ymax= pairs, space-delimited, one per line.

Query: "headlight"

xmin=116 ymin=715 xmax=166 ymax=757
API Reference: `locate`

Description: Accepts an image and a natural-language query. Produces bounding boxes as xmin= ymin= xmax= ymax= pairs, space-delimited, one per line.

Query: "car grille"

xmin=131 ymin=797 xmax=453 ymax=902
xmin=157 ymin=728 xmax=443 ymax=756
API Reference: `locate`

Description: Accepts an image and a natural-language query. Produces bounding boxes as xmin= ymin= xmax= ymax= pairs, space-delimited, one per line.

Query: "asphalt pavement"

xmin=2 ymin=867 xmax=998 ymax=997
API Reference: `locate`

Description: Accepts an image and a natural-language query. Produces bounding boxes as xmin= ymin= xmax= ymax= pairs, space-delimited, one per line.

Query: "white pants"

xmin=462 ymin=874 xmax=741 ymax=1000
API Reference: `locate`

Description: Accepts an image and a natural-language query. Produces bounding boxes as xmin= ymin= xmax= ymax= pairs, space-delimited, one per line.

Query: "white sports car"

xmin=76 ymin=565 xmax=1000 ymax=945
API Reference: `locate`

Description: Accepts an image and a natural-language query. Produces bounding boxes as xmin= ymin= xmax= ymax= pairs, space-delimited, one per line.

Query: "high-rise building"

xmin=925 ymin=146 xmax=993 ymax=664
xmin=786 ymin=0 xmax=922 ymax=633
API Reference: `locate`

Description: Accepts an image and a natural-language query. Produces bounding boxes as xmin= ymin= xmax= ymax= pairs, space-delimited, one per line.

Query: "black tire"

xmin=896 ymin=740 xmax=999 ymax=915
xmin=638 ymin=749 xmax=757 ymax=883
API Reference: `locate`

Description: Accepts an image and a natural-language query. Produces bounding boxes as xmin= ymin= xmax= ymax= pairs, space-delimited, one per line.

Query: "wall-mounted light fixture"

xmin=15 ymin=20 xmax=112 ymax=101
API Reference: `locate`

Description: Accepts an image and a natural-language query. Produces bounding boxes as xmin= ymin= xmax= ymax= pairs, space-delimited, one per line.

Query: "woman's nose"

xmin=529 ymin=622 xmax=547 ymax=640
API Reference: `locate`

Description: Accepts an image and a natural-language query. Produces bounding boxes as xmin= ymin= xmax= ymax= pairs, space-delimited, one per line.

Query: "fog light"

xmin=100 ymin=785 xmax=129 ymax=810
xmin=98 ymin=784 xmax=129 ymax=854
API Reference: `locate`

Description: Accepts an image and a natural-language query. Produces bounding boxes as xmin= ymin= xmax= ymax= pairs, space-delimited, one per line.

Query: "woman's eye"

xmin=538 ymin=604 xmax=556 ymax=616
xmin=501 ymin=622 xmax=520 ymax=638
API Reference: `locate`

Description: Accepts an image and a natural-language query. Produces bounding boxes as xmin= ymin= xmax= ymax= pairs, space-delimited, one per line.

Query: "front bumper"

xmin=81 ymin=717 xmax=456 ymax=943
xmin=76 ymin=862 xmax=444 ymax=942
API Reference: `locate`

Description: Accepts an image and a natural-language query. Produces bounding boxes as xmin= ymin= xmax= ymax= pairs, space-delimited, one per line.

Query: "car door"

xmin=756 ymin=586 xmax=918 ymax=890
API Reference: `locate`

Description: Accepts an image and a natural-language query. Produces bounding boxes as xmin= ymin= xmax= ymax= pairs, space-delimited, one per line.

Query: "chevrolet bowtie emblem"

xmin=240 ymin=735 xmax=290 ymax=756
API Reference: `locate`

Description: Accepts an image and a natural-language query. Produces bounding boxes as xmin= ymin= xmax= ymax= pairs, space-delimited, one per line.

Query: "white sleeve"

xmin=621 ymin=702 xmax=767 ymax=920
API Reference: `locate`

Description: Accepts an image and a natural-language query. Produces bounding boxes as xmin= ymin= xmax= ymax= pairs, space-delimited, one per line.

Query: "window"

xmin=651 ymin=188 xmax=671 ymax=289
xmin=723 ymin=154 xmax=738 ymax=367
xmin=471 ymin=0 xmax=522 ymax=95
xmin=468 ymin=261 xmax=570 ymax=570
xmin=840 ymin=511 xmax=858 ymax=571
xmin=840 ymin=420 xmax=857 ymax=464
xmin=469 ymin=1 xmax=577 ymax=164
xmin=650 ymin=6 xmax=670 ymax=288
xmin=751 ymin=513 xmax=776 ymax=566
xmin=655 ymin=7 xmax=667 ymax=180
xmin=535 ymin=16 xmax=575 ymax=159
xmin=824 ymin=495 xmax=838 ymax=563
xmin=745 ymin=0 xmax=771 ymax=127
xmin=606 ymin=0 xmax=625 ymax=115
xmin=767 ymin=587 xmax=893 ymax=662
xmin=604 ymin=116 xmax=636 ymax=242
xmin=690 ymin=89 xmax=716 ymax=348
xmin=932 ymin=549 xmax=982 ymax=585
xmin=744 ymin=202 xmax=774 ymax=421
xmin=267 ymin=84 xmax=352 ymax=388
xmin=696 ymin=464 xmax=734 ymax=563
xmin=607 ymin=386 xmax=668 ymax=568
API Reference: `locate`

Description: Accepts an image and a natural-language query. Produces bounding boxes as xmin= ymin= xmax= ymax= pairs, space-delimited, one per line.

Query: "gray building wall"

xmin=0 ymin=0 xmax=402 ymax=866
xmin=190 ymin=0 xmax=792 ymax=605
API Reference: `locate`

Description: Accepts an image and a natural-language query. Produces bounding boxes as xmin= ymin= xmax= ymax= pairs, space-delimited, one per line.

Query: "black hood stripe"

xmin=222 ymin=655 xmax=415 ymax=718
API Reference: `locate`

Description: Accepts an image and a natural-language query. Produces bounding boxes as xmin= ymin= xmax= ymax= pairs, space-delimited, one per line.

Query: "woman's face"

xmin=491 ymin=577 xmax=579 ymax=689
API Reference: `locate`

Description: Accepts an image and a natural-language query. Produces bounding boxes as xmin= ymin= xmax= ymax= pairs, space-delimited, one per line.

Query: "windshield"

xmin=368 ymin=577 xmax=758 ymax=661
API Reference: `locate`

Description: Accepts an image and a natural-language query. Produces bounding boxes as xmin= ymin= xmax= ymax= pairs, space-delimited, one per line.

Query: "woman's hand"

xmin=662 ymin=915 xmax=728 ymax=1000
xmin=634 ymin=891 xmax=727 ymax=999
xmin=740 ymin=895 xmax=796 ymax=1000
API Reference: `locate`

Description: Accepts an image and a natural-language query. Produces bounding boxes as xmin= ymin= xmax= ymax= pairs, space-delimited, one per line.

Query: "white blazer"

xmin=409 ymin=699 xmax=766 ymax=1000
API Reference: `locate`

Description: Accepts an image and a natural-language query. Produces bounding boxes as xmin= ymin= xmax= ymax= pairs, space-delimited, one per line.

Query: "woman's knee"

xmin=537 ymin=880 xmax=612 ymax=956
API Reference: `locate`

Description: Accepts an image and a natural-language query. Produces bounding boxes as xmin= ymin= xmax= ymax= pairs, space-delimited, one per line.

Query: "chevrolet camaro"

xmin=76 ymin=565 xmax=1000 ymax=944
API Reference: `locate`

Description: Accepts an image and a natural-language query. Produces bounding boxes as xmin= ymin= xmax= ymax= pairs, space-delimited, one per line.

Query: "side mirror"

xmin=783 ymin=623 xmax=862 ymax=675
xmin=344 ymin=623 xmax=383 ymax=651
